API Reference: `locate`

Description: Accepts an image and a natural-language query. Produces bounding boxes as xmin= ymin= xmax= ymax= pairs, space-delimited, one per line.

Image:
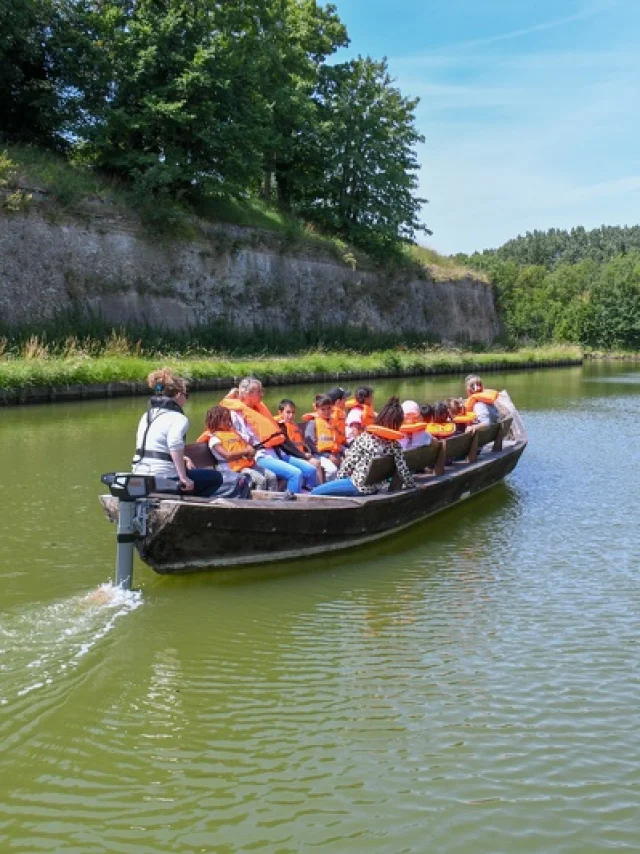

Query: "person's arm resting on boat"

xmin=167 ymin=420 xmax=193 ymax=490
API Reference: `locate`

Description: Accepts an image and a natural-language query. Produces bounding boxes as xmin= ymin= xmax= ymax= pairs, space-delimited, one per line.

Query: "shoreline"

xmin=0 ymin=354 xmax=583 ymax=407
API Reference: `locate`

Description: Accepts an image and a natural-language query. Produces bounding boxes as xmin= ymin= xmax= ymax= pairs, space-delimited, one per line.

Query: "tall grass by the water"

xmin=585 ymin=350 xmax=640 ymax=360
xmin=0 ymin=344 xmax=583 ymax=390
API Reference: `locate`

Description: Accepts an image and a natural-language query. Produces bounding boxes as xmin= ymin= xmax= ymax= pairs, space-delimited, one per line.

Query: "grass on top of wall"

xmin=0 ymin=345 xmax=583 ymax=390
xmin=2 ymin=145 xmax=486 ymax=279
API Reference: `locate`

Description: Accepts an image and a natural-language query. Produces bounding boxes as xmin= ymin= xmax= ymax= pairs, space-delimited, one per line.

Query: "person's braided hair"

xmin=375 ymin=396 xmax=404 ymax=431
xmin=146 ymin=367 xmax=186 ymax=398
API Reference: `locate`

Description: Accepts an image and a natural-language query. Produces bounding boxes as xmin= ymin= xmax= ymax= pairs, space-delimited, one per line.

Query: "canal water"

xmin=0 ymin=362 xmax=638 ymax=852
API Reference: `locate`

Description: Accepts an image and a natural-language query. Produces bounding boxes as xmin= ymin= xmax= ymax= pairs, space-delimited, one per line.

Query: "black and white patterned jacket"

xmin=338 ymin=433 xmax=416 ymax=495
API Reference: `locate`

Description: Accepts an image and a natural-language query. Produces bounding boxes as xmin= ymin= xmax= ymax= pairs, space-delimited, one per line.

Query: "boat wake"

xmin=0 ymin=584 xmax=142 ymax=715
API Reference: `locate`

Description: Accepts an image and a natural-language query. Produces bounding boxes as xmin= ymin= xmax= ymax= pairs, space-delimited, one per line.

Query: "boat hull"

xmin=100 ymin=440 xmax=526 ymax=574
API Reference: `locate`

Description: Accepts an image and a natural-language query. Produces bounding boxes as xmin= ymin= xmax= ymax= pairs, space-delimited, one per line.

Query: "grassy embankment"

xmin=0 ymin=337 xmax=582 ymax=391
xmin=1 ymin=146 xmax=582 ymax=395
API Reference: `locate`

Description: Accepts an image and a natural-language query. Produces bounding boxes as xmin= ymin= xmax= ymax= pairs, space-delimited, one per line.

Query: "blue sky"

xmin=332 ymin=0 xmax=640 ymax=254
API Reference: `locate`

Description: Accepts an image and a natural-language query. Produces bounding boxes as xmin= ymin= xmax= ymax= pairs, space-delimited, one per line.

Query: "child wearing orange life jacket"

xmin=276 ymin=399 xmax=324 ymax=483
xmin=303 ymin=394 xmax=342 ymax=482
xmin=200 ymin=406 xmax=278 ymax=491
xmin=326 ymin=386 xmax=350 ymax=448
xmin=345 ymin=386 xmax=375 ymax=443
xmin=447 ymin=397 xmax=477 ymax=434
xmin=399 ymin=400 xmax=432 ymax=450
xmin=426 ymin=401 xmax=456 ymax=439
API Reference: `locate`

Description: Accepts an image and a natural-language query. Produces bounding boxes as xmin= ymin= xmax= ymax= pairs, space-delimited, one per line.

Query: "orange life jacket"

xmin=345 ymin=400 xmax=376 ymax=427
xmin=332 ymin=405 xmax=347 ymax=446
xmin=400 ymin=421 xmax=429 ymax=434
xmin=197 ymin=428 xmax=255 ymax=472
xmin=277 ymin=419 xmax=306 ymax=454
xmin=314 ymin=415 xmax=342 ymax=455
xmin=427 ymin=422 xmax=456 ymax=438
xmin=220 ymin=398 xmax=285 ymax=448
xmin=366 ymin=425 xmax=404 ymax=442
xmin=301 ymin=412 xmax=315 ymax=422
xmin=453 ymin=413 xmax=478 ymax=425
xmin=465 ymin=389 xmax=499 ymax=410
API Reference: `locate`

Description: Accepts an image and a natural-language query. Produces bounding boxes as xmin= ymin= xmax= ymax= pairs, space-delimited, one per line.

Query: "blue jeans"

xmin=187 ymin=468 xmax=224 ymax=498
xmin=310 ymin=477 xmax=360 ymax=496
xmin=258 ymin=453 xmax=317 ymax=493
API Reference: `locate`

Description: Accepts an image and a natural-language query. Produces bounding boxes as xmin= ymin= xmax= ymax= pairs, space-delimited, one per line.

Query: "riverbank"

xmin=0 ymin=347 xmax=581 ymax=406
xmin=584 ymin=350 xmax=640 ymax=360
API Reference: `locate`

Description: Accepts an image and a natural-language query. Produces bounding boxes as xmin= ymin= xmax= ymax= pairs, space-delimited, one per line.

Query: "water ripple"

xmin=1 ymin=367 xmax=640 ymax=851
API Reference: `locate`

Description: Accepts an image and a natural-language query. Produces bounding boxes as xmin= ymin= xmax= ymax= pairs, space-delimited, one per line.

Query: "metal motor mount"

xmin=101 ymin=471 xmax=180 ymax=500
xmin=101 ymin=472 xmax=179 ymax=589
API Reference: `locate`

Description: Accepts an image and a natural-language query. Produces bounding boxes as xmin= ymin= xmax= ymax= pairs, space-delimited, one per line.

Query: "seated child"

xmin=327 ymin=386 xmax=350 ymax=449
xmin=420 ymin=403 xmax=434 ymax=424
xmin=276 ymin=399 xmax=324 ymax=483
xmin=345 ymin=386 xmax=375 ymax=443
xmin=304 ymin=394 xmax=343 ymax=482
xmin=201 ymin=405 xmax=278 ymax=491
xmin=399 ymin=400 xmax=432 ymax=450
xmin=426 ymin=401 xmax=456 ymax=438
xmin=447 ymin=397 xmax=476 ymax=433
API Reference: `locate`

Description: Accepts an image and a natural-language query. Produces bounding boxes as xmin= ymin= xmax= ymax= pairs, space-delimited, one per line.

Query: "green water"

xmin=1 ymin=363 xmax=639 ymax=852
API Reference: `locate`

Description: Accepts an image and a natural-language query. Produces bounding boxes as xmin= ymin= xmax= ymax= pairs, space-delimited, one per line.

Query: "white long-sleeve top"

xmin=132 ymin=407 xmax=188 ymax=477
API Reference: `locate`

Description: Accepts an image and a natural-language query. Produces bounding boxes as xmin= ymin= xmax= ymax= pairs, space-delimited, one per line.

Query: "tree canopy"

xmin=463 ymin=228 xmax=640 ymax=350
xmin=1 ymin=0 xmax=428 ymax=255
xmin=295 ymin=57 xmax=429 ymax=254
xmin=468 ymin=225 xmax=640 ymax=270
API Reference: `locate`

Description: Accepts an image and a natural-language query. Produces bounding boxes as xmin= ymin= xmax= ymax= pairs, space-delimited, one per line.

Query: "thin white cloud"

xmin=419 ymin=0 xmax=622 ymax=54
xmin=385 ymin=0 xmax=640 ymax=253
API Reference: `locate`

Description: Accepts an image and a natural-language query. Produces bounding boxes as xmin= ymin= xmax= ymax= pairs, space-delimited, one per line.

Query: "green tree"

xmin=582 ymin=254 xmax=640 ymax=349
xmin=58 ymin=0 xmax=274 ymax=197
xmin=297 ymin=56 xmax=428 ymax=254
xmin=0 ymin=0 xmax=63 ymax=146
xmin=258 ymin=0 xmax=348 ymax=208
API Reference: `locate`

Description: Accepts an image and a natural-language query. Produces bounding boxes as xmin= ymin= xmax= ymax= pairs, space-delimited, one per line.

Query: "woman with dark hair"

xmin=132 ymin=368 xmax=223 ymax=497
xmin=310 ymin=397 xmax=416 ymax=497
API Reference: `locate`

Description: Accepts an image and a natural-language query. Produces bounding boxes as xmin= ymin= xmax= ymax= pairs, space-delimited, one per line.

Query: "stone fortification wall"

xmin=0 ymin=208 xmax=500 ymax=343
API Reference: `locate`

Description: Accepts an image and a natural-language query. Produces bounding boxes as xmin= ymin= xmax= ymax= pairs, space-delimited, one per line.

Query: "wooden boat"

xmin=100 ymin=412 xmax=526 ymax=574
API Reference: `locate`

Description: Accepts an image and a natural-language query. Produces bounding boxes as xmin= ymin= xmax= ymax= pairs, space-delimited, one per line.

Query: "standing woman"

xmin=132 ymin=368 xmax=222 ymax=497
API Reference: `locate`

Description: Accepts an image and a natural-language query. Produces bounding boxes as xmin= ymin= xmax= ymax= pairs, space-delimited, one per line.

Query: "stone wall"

xmin=0 ymin=207 xmax=501 ymax=343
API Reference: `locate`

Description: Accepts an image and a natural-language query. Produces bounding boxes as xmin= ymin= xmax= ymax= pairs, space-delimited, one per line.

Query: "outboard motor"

xmin=101 ymin=473 xmax=180 ymax=589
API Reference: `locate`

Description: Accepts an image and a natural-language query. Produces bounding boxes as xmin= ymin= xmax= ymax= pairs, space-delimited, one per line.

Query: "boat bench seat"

xmin=184 ymin=441 xmax=217 ymax=469
xmin=363 ymin=441 xmax=444 ymax=490
xmin=183 ymin=419 xmax=513 ymax=493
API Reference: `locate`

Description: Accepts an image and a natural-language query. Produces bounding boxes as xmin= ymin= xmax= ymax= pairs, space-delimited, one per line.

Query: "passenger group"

xmin=132 ymin=369 xmax=503 ymax=499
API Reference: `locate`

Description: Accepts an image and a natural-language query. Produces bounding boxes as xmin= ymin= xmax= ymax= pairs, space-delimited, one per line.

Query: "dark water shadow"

xmin=141 ymin=481 xmax=522 ymax=591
